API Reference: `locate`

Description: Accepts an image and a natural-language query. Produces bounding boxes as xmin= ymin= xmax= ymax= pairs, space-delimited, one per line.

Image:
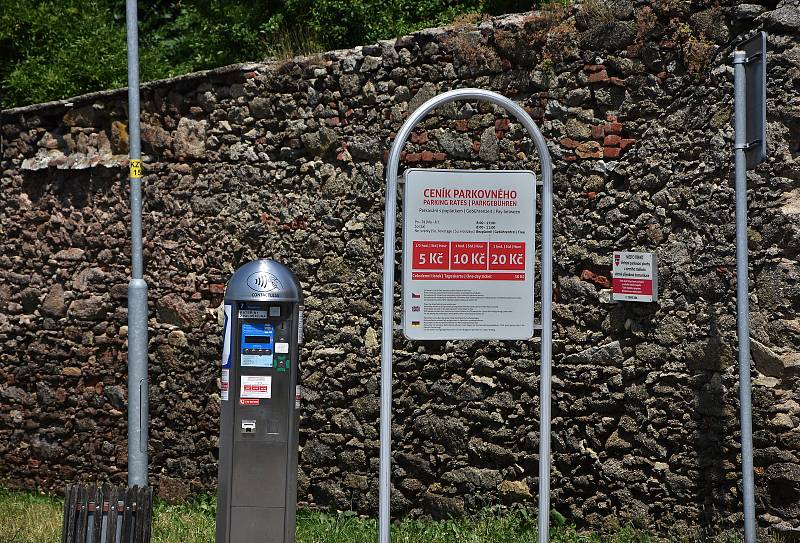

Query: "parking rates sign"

xmin=402 ymin=169 xmax=536 ymax=340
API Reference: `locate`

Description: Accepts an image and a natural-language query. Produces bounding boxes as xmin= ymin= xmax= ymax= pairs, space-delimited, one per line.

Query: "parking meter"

xmin=216 ymin=259 xmax=303 ymax=543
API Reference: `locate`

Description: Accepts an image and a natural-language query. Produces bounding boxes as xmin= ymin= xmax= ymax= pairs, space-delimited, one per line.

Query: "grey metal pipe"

xmin=733 ymin=49 xmax=756 ymax=543
xmin=126 ymin=0 xmax=149 ymax=488
xmin=537 ymin=123 xmax=554 ymax=543
xmin=379 ymin=88 xmax=553 ymax=543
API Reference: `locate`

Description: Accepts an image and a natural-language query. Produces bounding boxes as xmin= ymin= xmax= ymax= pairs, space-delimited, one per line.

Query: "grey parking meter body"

xmin=216 ymin=260 xmax=303 ymax=543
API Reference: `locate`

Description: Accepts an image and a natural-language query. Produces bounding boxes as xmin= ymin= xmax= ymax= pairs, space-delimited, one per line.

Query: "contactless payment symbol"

xmin=246 ymin=272 xmax=282 ymax=293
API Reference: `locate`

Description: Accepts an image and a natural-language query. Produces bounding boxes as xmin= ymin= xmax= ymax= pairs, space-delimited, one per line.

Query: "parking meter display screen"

xmin=240 ymin=321 xmax=274 ymax=367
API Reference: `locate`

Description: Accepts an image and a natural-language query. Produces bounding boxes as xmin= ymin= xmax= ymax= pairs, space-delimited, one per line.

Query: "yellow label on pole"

xmin=129 ymin=159 xmax=142 ymax=179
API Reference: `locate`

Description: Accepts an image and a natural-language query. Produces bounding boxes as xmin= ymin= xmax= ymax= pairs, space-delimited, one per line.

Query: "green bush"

xmin=0 ymin=0 xmax=534 ymax=108
xmin=0 ymin=0 xmax=167 ymax=107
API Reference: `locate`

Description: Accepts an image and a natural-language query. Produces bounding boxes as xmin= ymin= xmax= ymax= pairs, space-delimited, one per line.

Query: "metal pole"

xmin=379 ymin=88 xmax=553 ymax=543
xmin=733 ymin=49 xmax=756 ymax=543
xmin=126 ymin=0 xmax=149 ymax=488
xmin=537 ymin=124 xmax=554 ymax=543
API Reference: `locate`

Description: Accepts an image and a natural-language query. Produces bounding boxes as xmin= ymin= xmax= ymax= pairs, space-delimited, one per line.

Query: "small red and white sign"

xmin=240 ymin=398 xmax=260 ymax=406
xmin=241 ymin=375 xmax=272 ymax=399
xmin=612 ymin=251 xmax=658 ymax=302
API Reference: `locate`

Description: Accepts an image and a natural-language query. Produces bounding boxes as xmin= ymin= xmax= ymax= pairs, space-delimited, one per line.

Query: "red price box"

xmin=450 ymin=241 xmax=488 ymax=270
xmin=412 ymin=241 xmax=450 ymax=270
xmin=489 ymin=242 xmax=526 ymax=271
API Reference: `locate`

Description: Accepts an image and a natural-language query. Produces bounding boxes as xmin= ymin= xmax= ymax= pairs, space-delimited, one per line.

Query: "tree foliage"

xmin=0 ymin=0 xmax=532 ymax=108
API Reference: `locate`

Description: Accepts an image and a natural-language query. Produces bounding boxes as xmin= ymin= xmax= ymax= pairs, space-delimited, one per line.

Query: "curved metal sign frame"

xmin=379 ymin=88 xmax=554 ymax=543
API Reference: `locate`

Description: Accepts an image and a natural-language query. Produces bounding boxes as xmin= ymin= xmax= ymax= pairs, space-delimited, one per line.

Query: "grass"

xmin=264 ymin=26 xmax=323 ymax=63
xmin=0 ymin=487 xmax=664 ymax=543
xmin=0 ymin=489 xmax=62 ymax=543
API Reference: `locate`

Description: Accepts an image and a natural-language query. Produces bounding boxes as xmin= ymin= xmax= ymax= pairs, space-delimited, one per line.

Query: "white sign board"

xmin=612 ymin=251 xmax=658 ymax=302
xmin=402 ymin=169 xmax=536 ymax=340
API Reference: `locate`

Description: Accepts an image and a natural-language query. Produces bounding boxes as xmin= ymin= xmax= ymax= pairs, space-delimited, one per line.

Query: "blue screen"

xmin=240 ymin=321 xmax=274 ymax=367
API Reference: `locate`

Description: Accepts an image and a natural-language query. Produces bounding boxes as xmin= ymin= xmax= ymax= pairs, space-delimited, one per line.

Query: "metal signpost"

xmin=733 ymin=31 xmax=767 ymax=543
xmin=379 ymin=89 xmax=553 ymax=543
xmin=125 ymin=0 xmax=149 ymax=488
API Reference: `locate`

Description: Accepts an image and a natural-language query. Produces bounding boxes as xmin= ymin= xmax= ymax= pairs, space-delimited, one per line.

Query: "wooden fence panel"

xmin=76 ymin=484 xmax=89 ymax=543
xmin=63 ymin=484 xmax=78 ymax=543
xmin=91 ymin=486 xmax=104 ymax=543
xmin=104 ymin=486 xmax=118 ymax=543
xmin=120 ymin=487 xmax=134 ymax=543
xmin=61 ymin=484 xmax=153 ymax=543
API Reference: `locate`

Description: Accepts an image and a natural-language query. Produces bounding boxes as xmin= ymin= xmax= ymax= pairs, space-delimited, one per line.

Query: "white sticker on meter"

xmin=275 ymin=342 xmax=289 ymax=354
xmin=298 ymin=306 xmax=305 ymax=344
xmin=221 ymin=369 xmax=230 ymax=401
xmin=241 ymin=375 xmax=272 ymax=399
xmin=238 ymin=310 xmax=270 ymax=319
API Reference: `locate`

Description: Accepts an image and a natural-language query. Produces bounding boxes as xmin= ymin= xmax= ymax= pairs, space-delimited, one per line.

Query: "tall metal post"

xmin=537 ymin=117 xmax=554 ymax=543
xmin=379 ymin=88 xmax=553 ymax=543
xmin=125 ymin=0 xmax=149 ymax=488
xmin=733 ymin=49 xmax=756 ymax=543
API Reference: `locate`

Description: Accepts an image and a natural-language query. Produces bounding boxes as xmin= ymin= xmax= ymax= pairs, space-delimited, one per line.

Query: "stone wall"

xmin=1 ymin=0 xmax=799 ymax=535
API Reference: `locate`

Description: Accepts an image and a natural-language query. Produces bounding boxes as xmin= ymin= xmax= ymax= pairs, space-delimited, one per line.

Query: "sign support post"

xmin=125 ymin=0 xmax=149 ymax=488
xmin=379 ymin=89 xmax=553 ymax=543
xmin=734 ymin=49 xmax=756 ymax=543
xmin=732 ymin=31 xmax=765 ymax=543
